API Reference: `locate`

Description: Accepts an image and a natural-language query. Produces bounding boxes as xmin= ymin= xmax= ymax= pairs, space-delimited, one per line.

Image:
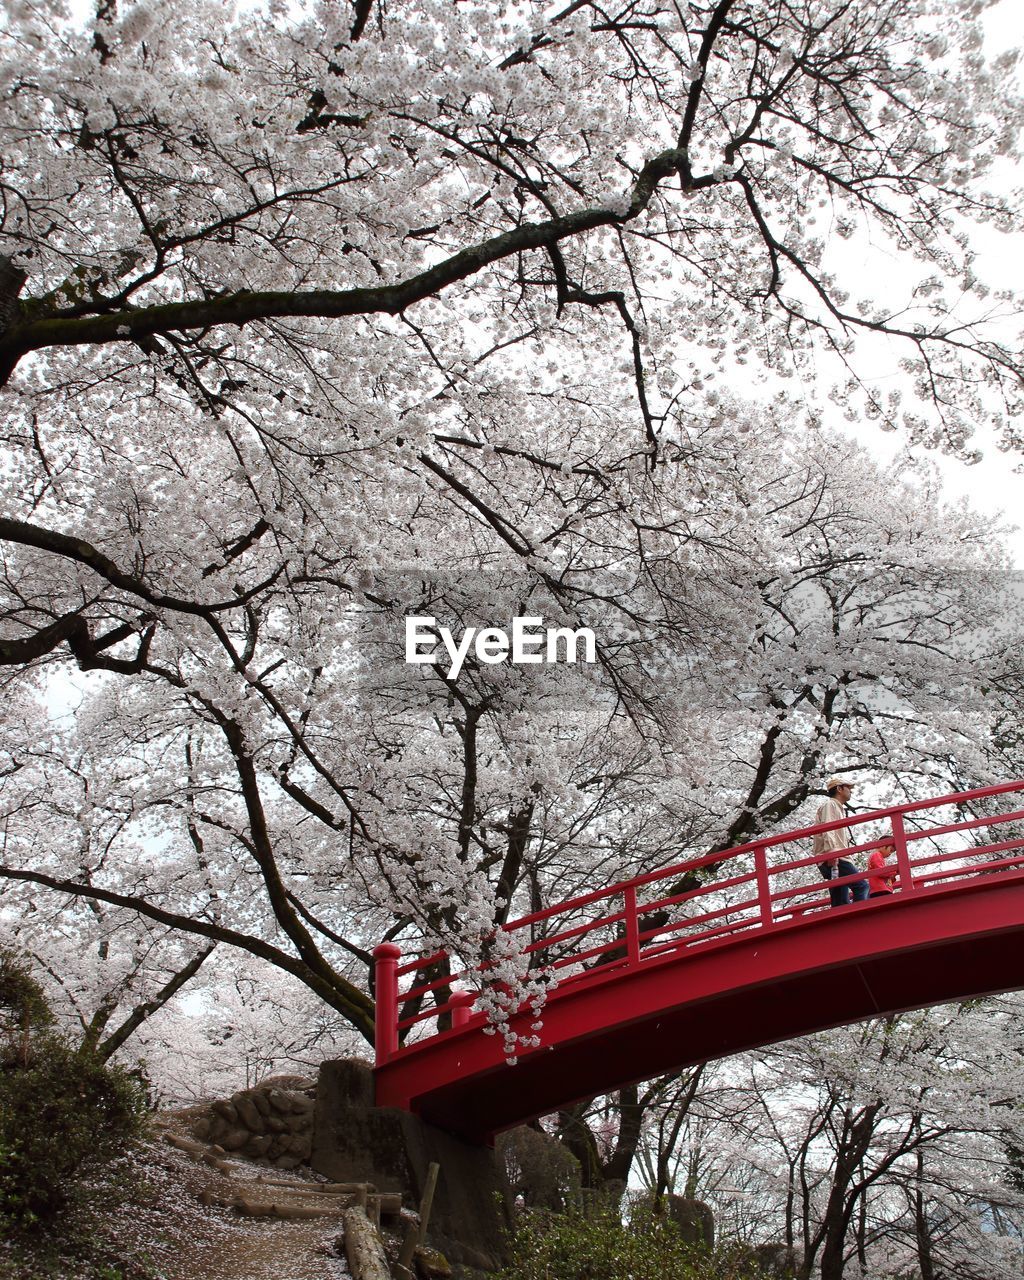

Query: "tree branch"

xmin=0 ymin=864 xmax=375 ymax=1038
xmin=0 ymin=147 xmax=692 ymax=381
xmin=97 ymin=942 xmax=217 ymax=1061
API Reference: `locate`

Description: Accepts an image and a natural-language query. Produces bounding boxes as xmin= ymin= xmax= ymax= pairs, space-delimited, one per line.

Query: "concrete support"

xmin=312 ymin=1059 xmax=511 ymax=1276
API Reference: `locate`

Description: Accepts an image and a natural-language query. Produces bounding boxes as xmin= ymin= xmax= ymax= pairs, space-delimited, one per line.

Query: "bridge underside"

xmin=374 ymin=874 xmax=1024 ymax=1143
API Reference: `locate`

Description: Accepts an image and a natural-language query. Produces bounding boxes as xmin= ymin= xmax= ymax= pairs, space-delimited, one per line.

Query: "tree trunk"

xmin=602 ymin=1085 xmax=645 ymax=1189
xmin=556 ymin=1104 xmax=604 ymax=1189
xmin=914 ymin=1149 xmax=936 ymax=1280
xmin=817 ymin=1184 xmax=849 ymax=1280
xmin=816 ymin=1102 xmax=882 ymax=1280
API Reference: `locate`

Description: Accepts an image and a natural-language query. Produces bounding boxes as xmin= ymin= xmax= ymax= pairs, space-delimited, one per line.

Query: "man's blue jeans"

xmin=822 ymin=858 xmax=869 ymax=907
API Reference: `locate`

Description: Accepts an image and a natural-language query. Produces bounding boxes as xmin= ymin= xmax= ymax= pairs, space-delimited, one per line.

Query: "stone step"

xmin=161 ymin=1122 xmax=405 ymax=1223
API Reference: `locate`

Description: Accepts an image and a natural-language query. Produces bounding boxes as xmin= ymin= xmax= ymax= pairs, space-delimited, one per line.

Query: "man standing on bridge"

xmin=814 ymin=777 xmax=869 ymax=907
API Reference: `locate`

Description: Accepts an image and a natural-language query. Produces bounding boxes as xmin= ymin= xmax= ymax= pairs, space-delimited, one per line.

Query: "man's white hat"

xmin=824 ymin=776 xmax=854 ymax=791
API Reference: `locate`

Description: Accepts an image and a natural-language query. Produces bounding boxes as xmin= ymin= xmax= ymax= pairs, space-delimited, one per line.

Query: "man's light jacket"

xmin=812 ymin=797 xmax=852 ymax=858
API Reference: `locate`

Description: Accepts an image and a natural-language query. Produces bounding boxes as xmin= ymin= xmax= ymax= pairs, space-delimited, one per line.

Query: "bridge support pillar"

xmin=312 ymin=1058 xmax=511 ymax=1276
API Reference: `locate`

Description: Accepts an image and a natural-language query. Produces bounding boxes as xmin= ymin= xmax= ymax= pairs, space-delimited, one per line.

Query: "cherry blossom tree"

xmin=679 ymin=1001 xmax=1024 ymax=1280
xmin=1 ymin=0 xmax=1021 ymax=448
xmin=1 ymin=404 xmax=1020 ymax=1065
xmin=1 ymin=0 xmax=1023 ymax=1076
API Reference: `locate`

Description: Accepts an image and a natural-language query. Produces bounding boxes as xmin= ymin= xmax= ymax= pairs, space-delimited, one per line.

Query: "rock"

xmin=251 ymin=1089 xmax=274 ymax=1119
xmin=665 ymin=1195 xmax=715 ymax=1248
xmin=498 ymin=1125 xmax=581 ymax=1211
xmin=268 ymin=1088 xmax=314 ymax=1115
xmin=246 ymin=1134 xmax=274 ymax=1158
xmin=752 ymin=1242 xmax=801 ymax=1277
xmin=211 ymin=1099 xmax=239 ymax=1125
xmin=192 ymin=1115 xmax=212 ymax=1141
xmin=313 ymin=1057 xmax=511 ymax=1274
xmin=233 ymin=1093 xmax=265 ymax=1132
xmin=218 ymin=1128 xmax=252 ymax=1152
xmin=257 ymin=1072 xmax=317 ymax=1092
xmin=266 ymin=1114 xmax=288 ymax=1133
xmin=414 ymin=1246 xmax=452 ymax=1278
xmin=289 ymin=1133 xmax=313 ymax=1160
xmin=276 ymin=1154 xmax=304 ymax=1170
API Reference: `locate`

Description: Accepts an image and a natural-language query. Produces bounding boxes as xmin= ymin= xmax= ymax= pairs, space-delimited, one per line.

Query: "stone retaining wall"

xmin=191 ymin=1075 xmax=317 ymax=1170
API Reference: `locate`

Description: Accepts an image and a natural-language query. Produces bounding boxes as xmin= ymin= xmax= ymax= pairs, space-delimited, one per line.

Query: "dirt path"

xmin=110 ymin=1118 xmax=355 ymax=1280
xmin=165 ymin=1211 xmax=349 ymax=1280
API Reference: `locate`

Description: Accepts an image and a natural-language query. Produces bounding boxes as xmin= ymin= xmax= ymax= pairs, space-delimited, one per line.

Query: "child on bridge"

xmin=866 ymin=841 xmax=897 ymax=898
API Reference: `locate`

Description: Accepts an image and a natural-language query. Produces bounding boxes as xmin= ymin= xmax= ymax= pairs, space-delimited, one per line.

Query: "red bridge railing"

xmin=373 ymin=779 xmax=1024 ymax=1066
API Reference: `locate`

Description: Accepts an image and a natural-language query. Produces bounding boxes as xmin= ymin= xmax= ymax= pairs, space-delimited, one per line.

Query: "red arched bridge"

xmin=373 ymin=780 xmax=1024 ymax=1142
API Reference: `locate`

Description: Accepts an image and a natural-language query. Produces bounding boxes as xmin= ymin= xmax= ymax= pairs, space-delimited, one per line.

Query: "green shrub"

xmin=0 ymin=949 xmax=53 ymax=1067
xmin=499 ymin=1201 xmax=764 ymax=1280
xmin=498 ymin=1124 xmax=583 ymax=1210
xmin=0 ymin=951 xmax=147 ymax=1235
